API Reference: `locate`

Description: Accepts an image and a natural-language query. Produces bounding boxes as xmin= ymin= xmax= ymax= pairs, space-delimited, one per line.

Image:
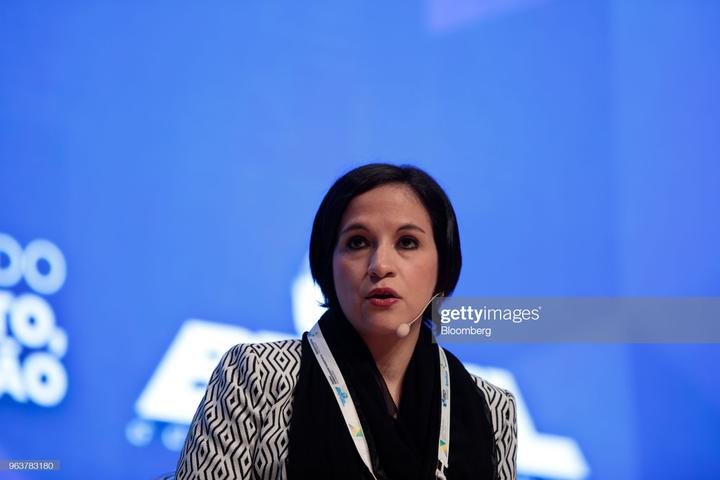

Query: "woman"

xmin=175 ymin=163 xmax=517 ymax=479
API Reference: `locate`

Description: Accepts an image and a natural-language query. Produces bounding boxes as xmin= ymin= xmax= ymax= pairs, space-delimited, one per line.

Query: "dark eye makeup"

xmin=345 ymin=236 xmax=419 ymax=250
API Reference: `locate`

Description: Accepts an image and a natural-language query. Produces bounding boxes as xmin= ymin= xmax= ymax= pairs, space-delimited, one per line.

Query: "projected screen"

xmin=2 ymin=1 xmax=719 ymax=479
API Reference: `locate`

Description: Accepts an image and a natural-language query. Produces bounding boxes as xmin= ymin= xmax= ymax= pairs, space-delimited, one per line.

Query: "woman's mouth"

xmin=365 ymin=288 xmax=400 ymax=308
xmin=366 ymin=297 xmax=399 ymax=307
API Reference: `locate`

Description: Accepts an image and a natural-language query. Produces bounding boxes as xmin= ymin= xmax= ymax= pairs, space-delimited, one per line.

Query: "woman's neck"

xmin=359 ymin=326 xmax=421 ymax=408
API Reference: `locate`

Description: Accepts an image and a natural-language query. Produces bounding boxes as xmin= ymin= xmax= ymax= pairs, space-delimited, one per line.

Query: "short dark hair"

xmin=309 ymin=163 xmax=462 ymax=323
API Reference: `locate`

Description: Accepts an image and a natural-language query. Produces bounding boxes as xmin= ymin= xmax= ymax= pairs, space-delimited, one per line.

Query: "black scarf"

xmin=287 ymin=308 xmax=497 ymax=479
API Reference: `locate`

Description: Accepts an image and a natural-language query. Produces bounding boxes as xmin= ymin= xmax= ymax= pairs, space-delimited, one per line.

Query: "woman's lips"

xmin=366 ymin=297 xmax=399 ymax=308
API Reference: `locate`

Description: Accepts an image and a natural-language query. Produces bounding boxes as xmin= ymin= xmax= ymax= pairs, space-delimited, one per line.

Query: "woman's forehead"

xmin=339 ymin=185 xmax=431 ymax=230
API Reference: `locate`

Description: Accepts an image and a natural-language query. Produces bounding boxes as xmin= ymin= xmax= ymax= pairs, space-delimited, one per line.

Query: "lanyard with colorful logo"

xmin=307 ymin=322 xmax=451 ymax=480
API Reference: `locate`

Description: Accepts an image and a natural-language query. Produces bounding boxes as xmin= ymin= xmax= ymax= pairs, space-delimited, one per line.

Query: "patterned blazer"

xmin=175 ymin=339 xmax=517 ymax=480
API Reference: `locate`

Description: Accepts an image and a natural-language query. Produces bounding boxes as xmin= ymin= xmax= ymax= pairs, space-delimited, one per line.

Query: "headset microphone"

xmin=395 ymin=291 xmax=445 ymax=338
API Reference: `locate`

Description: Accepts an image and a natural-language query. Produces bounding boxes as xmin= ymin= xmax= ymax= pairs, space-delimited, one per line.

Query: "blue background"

xmin=1 ymin=0 xmax=719 ymax=478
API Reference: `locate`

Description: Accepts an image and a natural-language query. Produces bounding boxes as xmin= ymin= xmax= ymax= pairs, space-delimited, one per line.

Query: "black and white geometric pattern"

xmin=175 ymin=340 xmax=517 ymax=480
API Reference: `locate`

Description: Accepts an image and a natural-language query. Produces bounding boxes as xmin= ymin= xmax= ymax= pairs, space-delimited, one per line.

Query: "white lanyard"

xmin=307 ymin=322 xmax=451 ymax=480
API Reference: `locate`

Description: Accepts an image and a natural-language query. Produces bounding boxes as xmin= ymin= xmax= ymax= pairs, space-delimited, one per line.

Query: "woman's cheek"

xmin=334 ymin=257 xmax=358 ymax=302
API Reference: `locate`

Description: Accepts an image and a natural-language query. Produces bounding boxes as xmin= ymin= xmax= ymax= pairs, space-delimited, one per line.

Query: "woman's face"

xmin=333 ymin=183 xmax=439 ymax=339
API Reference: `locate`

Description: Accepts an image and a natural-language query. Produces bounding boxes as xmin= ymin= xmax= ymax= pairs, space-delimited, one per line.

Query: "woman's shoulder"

xmin=440 ymin=347 xmax=517 ymax=430
xmin=228 ymin=338 xmax=303 ymax=357
xmin=441 ymin=347 xmax=514 ymax=399
xmin=468 ymin=372 xmax=517 ymax=429
xmin=217 ymin=338 xmax=303 ymax=378
xmin=175 ymin=339 xmax=303 ymax=479
xmin=195 ymin=338 xmax=304 ymax=421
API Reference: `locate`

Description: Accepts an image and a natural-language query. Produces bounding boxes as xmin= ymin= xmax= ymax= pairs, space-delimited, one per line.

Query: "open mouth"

xmin=367 ymin=293 xmax=396 ymax=299
xmin=365 ymin=288 xmax=400 ymax=307
xmin=365 ymin=287 xmax=400 ymax=300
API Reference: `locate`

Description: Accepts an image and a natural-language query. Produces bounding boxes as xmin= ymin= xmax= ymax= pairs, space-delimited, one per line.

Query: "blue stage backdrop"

xmin=2 ymin=1 xmax=719 ymax=479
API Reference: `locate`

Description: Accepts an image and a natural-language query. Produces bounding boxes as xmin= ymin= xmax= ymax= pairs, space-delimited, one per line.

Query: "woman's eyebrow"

xmin=397 ymin=223 xmax=426 ymax=234
xmin=339 ymin=222 xmax=426 ymax=235
xmin=339 ymin=223 xmax=368 ymax=235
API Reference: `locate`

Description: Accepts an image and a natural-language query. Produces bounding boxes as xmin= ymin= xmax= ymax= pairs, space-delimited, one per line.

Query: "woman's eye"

xmin=347 ymin=236 xmax=367 ymax=249
xmin=399 ymin=237 xmax=419 ymax=249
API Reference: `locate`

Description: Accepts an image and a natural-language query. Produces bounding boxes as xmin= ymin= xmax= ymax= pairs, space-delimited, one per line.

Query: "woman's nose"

xmin=368 ymin=244 xmax=395 ymax=278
